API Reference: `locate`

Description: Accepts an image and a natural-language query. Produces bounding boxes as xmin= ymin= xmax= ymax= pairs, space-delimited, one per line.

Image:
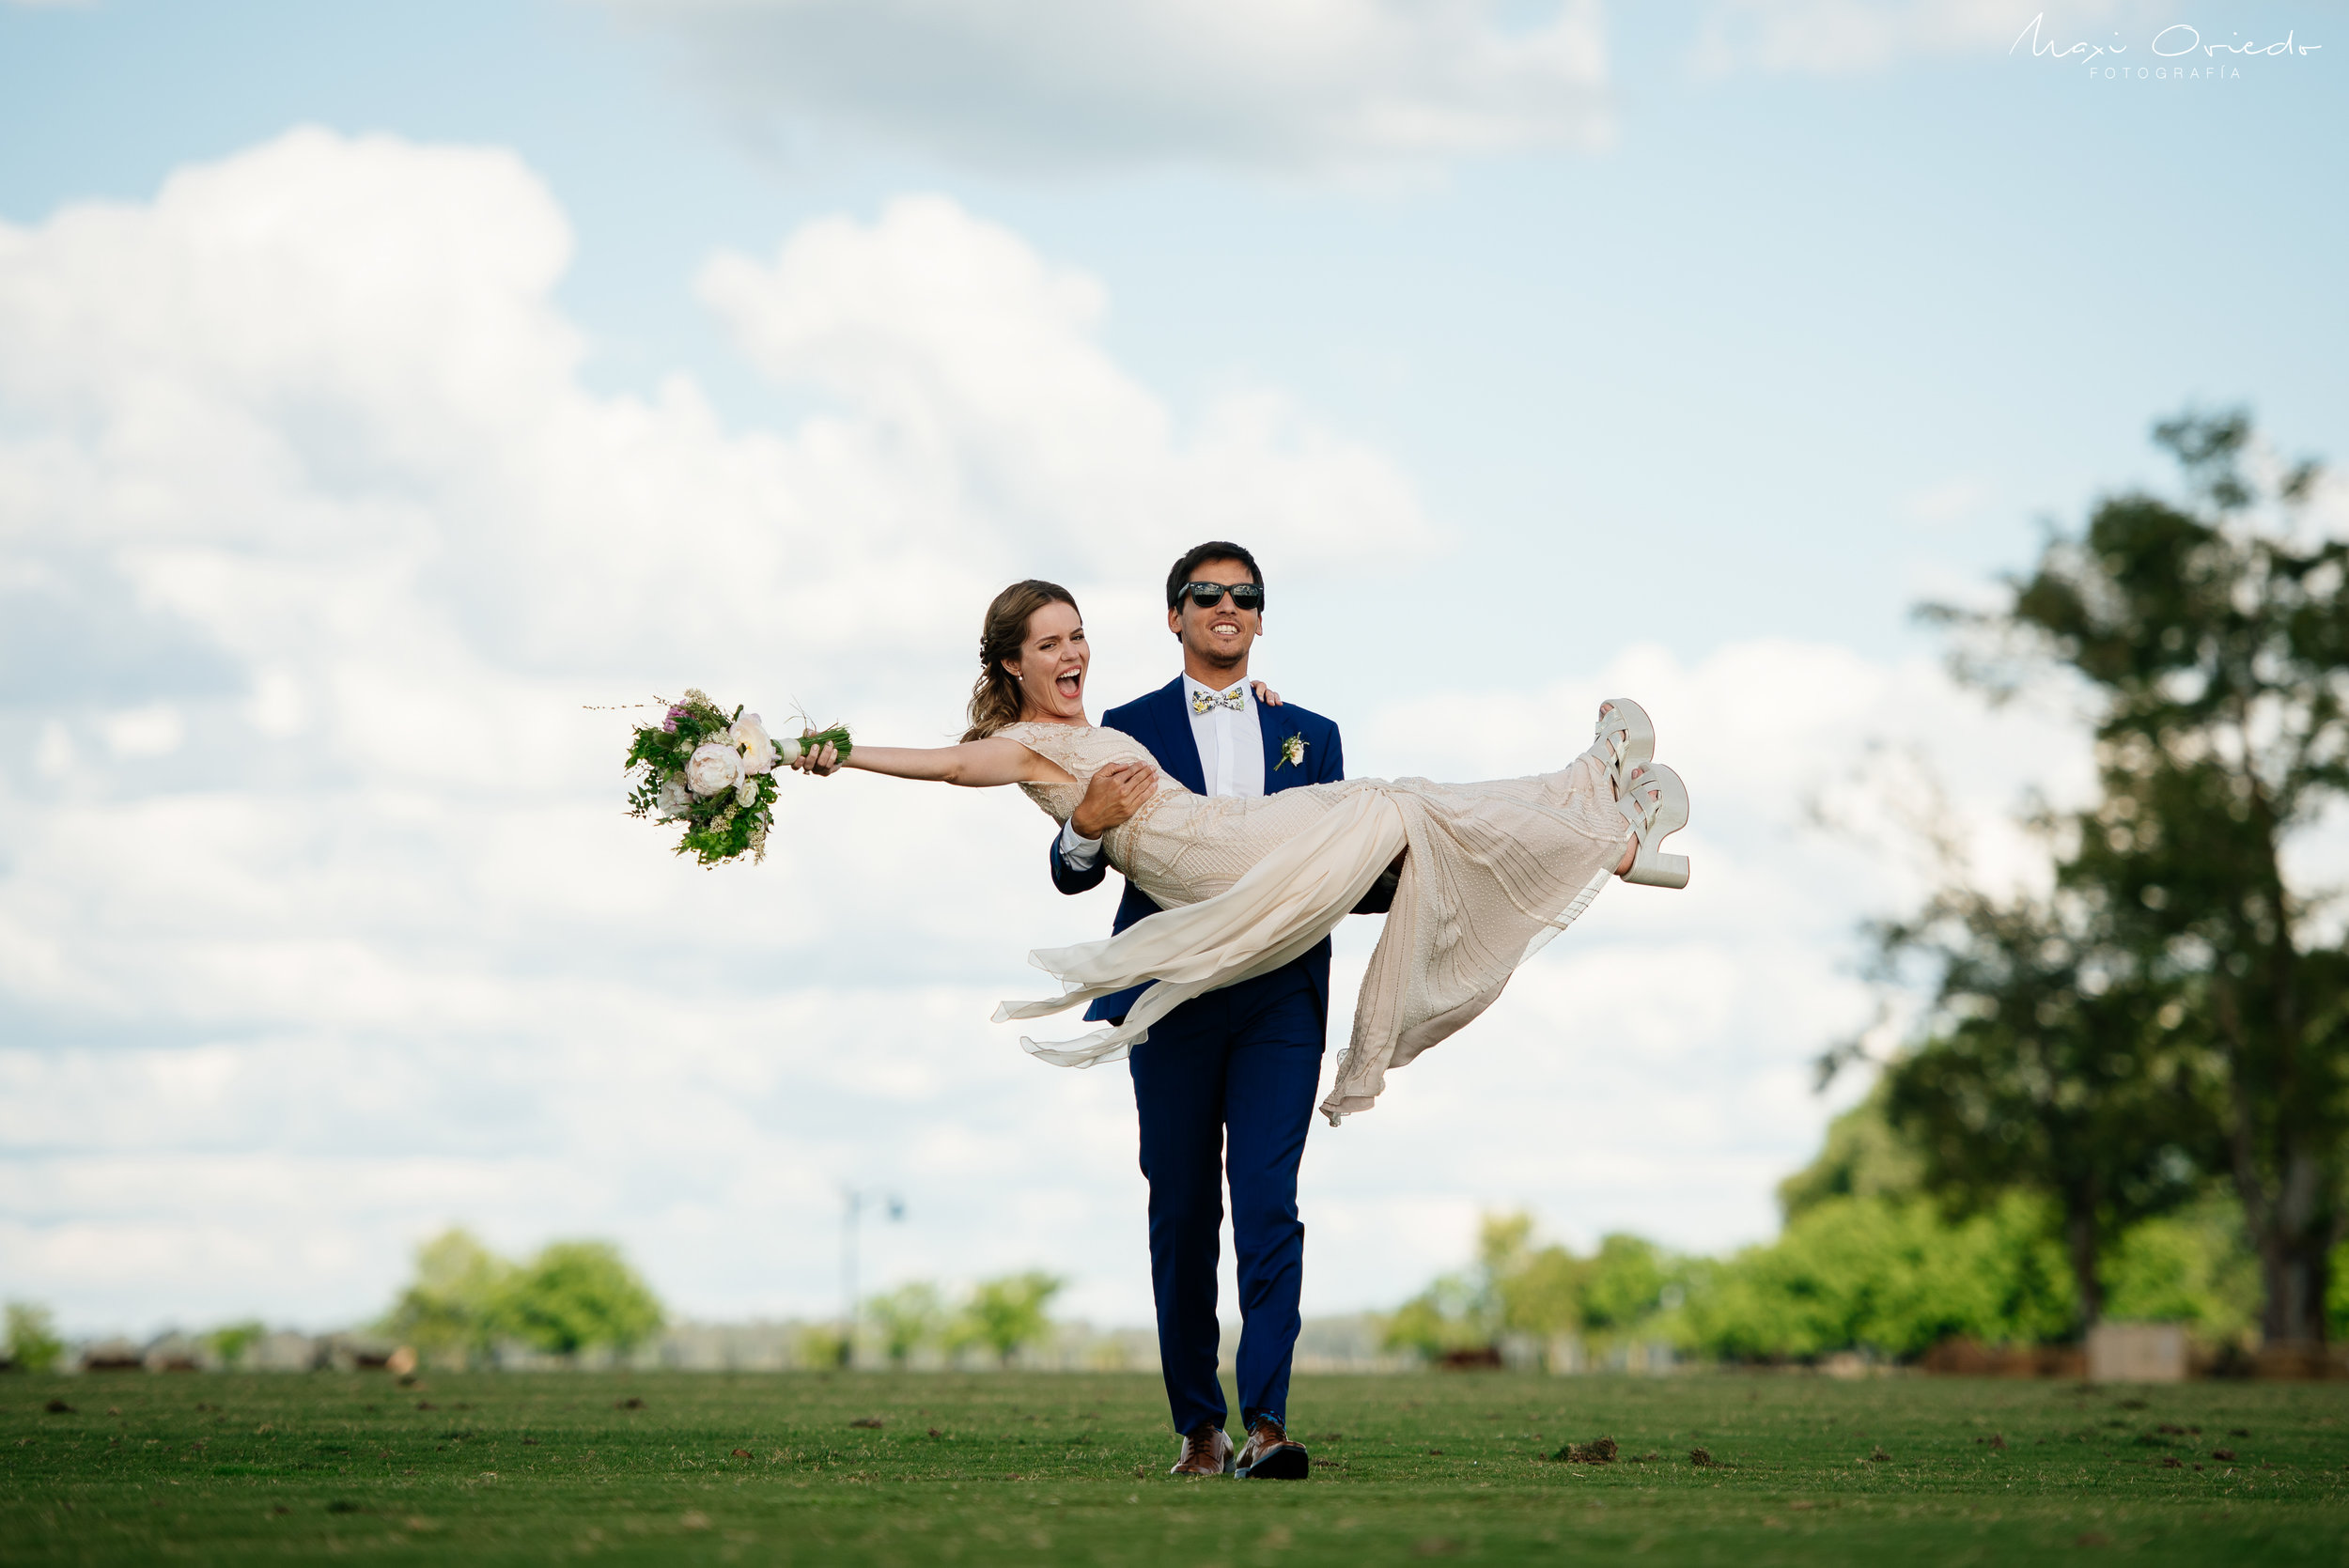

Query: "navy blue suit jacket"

xmin=1049 ymin=675 xmax=1359 ymax=1025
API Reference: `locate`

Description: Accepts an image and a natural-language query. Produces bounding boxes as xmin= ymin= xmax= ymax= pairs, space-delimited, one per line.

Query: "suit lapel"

xmin=1256 ymin=699 xmax=1293 ymax=793
xmin=1148 ymin=676 xmax=1207 ymax=796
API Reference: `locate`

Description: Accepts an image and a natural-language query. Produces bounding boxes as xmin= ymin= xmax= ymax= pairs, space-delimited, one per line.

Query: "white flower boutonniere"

xmin=1276 ymin=733 xmax=1308 ymax=772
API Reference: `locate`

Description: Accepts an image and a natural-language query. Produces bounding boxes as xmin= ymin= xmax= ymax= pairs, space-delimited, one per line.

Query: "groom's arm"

xmin=1050 ymin=823 xmax=1109 ymax=895
xmin=1323 ymin=719 xmax=1399 ymax=915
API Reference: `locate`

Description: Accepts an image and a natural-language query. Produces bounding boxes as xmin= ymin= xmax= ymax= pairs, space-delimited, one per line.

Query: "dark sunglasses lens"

xmin=1186 ymin=582 xmax=1263 ymax=610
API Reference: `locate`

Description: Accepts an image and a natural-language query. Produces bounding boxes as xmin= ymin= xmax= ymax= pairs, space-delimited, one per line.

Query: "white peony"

xmin=654 ymin=776 xmax=694 ymax=820
xmin=730 ymin=713 xmax=776 ymax=774
xmin=685 ymin=741 xmax=745 ymax=798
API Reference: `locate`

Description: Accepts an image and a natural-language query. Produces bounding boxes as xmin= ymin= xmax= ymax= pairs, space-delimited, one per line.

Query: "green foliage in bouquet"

xmin=622 ymin=688 xmax=849 ymax=867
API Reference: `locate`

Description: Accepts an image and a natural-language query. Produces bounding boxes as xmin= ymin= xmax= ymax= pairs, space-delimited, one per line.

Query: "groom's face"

xmin=1168 ymin=556 xmax=1261 ymax=673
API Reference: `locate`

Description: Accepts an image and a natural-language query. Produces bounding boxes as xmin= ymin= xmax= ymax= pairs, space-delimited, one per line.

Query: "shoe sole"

xmin=1237 ymin=1443 xmax=1311 ymax=1480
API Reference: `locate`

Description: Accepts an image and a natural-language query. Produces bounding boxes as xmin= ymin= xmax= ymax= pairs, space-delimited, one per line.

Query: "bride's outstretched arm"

xmin=790 ymin=736 xmax=1065 ymax=788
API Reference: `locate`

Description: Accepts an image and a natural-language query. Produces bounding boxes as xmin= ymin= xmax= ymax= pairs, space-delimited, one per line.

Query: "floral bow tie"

xmin=1190 ymin=686 xmax=1247 ymax=714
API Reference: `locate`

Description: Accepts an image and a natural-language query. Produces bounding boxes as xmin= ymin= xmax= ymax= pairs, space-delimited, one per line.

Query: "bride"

xmin=789 ymin=580 xmax=1689 ymax=1122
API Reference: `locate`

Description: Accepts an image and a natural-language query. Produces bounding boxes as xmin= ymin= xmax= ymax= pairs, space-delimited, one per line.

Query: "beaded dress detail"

xmin=991 ymin=720 xmax=1628 ymax=1123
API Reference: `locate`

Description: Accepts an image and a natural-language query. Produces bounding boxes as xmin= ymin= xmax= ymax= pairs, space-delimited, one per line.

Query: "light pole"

xmin=839 ymin=1187 xmax=905 ymax=1368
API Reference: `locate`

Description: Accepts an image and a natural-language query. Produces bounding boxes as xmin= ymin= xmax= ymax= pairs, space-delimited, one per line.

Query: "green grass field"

xmin=7 ymin=1369 xmax=2346 ymax=1565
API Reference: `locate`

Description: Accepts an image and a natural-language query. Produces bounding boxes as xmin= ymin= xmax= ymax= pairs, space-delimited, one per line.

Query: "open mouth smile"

xmin=1055 ymin=672 xmax=1082 ymax=699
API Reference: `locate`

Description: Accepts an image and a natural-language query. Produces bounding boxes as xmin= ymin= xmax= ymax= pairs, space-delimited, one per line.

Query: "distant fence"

xmin=26 ymin=1318 xmax=2326 ymax=1378
xmin=21 ymin=1315 xmax=1670 ymax=1376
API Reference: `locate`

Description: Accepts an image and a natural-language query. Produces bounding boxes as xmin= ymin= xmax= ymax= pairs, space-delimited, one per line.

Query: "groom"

xmin=1051 ymin=540 xmax=1390 ymax=1480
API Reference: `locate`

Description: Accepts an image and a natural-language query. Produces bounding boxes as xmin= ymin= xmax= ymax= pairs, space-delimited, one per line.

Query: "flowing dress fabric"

xmin=990 ymin=722 xmax=1629 ymax=1123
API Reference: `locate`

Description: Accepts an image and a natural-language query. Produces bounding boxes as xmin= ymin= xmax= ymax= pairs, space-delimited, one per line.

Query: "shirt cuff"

xmin=1058 ymin=817 xmax=1103 ymax=871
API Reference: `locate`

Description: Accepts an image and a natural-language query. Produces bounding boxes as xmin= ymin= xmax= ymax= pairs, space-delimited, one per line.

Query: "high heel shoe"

xmin=1595 ymin=699 xmax=1655 ymax=792
xmin=1617 ymin=761 xmax=1690 ymax=889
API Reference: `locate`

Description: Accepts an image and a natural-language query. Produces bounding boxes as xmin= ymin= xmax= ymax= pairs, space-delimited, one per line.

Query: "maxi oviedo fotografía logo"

xmin=2012 ymin=12 xmax=2322 ymax=81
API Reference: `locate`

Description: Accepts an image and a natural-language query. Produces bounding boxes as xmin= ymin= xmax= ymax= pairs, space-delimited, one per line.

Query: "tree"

xmin=203 ymin=1320 xmax=268 ymax=1370
xmin=5 ymin=1302 xmax=64 ymax=1373
xmin=1382 ymin=1213 xmax=1683 ymax=1360
xmin=864 ymin=1282 xmax=944 ymax=1369
xmin=1380 ymin=1271 xmax=1492 ymax=1360
xmin=380 ymin=1228 xmax=513 ymax=1361
xmin=953 ymin=1272 xmax=1062 ymax=1368
xmin=1683 ymin=1190 xmax=2077 ymax=1361
xmin=1876 ymin=888 xmax=2210 ymax=1330
xmin=1777 ymin=1082 xmax=1924 ymax=1219
xmin=490 ymin=1241 xmax=664 ymax=1358
xmin=1935 ymin=409 xmax=2347 ymax=1343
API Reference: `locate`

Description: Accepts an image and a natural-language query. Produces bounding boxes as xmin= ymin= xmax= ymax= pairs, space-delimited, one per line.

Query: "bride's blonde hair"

xmin=965 ymin=579 xmax=1081 ymax=741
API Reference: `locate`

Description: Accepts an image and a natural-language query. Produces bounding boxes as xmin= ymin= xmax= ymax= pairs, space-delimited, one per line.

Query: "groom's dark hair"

xmin=1166 ymin=541 xmax=1263 ymax=609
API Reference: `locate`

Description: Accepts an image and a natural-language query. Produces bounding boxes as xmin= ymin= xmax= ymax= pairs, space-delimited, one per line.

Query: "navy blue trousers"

xmin=1128 ymin=964 xmax=1325 ymax=1436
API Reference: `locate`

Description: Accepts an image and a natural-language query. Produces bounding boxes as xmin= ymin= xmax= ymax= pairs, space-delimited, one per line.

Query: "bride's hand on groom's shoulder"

xmin=1251 ymin=681 xmax=1283 ymax=707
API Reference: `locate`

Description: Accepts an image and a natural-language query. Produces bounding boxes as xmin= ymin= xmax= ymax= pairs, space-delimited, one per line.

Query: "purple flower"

xmin=661 ymin=718 xmax=677 ymax=732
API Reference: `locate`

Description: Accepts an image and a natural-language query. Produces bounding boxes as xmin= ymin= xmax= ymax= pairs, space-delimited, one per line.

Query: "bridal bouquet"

xmin=623 ymin=690 xmax=850 ymax=866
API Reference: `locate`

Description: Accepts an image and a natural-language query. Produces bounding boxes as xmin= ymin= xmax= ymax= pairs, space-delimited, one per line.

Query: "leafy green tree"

xmin=1935 ymin=409 xmax=2347 ymax=1343
xmin=2102 ymin=1190 xmax=2263 ymax=1341
xmin=952 ymin=1272 xmax=1062 ymax=1368
xmin=5 ymin=1302 xmax=65 ymax=1373
xmin=1684 ymin=1191 xmax=2076 ymax=1361
xmin=1777 ymin=1082 xmax=1924 ymax=1219
xmin=1485 ymin=1214 xmax=1589 ymax=1342
xmin=380 ymin=1228 xmax=513 ymax=1360
xmin=1381 ymin=1270 xmax=1493 ymax=1358
xmin=1384 ymin=1214 xmax=1685 ymax=1359
xmin=1580 ymin=1234 xmax=1672 ymax=1337
xmin=1875 ymin=888 xmax=2210 ymax=1330
xmin=490 ymin=1241 xmax=664 ymax=1358
xmin=864 ymin=1282 xmax=944 ymax=1368
xmin=795 ymin=1324 xmax=848 ymax=1370
xmin=203 ymin=1320 xmax=268 ymax=1369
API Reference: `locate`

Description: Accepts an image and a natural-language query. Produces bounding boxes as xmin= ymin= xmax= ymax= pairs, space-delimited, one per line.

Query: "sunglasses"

xmin=1178 ymin=582 xmax=1266 ymax=612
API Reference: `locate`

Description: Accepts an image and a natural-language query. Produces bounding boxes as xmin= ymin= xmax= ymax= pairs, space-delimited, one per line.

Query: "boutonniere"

xmin=1276 ymin=733 xmax=1307 ymax=771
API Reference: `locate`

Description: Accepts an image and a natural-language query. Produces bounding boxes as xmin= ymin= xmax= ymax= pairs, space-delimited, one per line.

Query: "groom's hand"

xmin=1071 ymin=761 xmax=1156 ymax=840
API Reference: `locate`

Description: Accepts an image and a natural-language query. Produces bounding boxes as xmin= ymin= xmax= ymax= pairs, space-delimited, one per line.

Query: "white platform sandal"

xmin=1595 ymin=699 xmax=1655 ymax=793
xmin=1617 ymin=761 xmax=1690 ymax=889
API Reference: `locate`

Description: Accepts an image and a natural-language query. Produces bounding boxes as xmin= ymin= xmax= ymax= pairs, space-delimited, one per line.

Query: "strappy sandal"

xmin=1595 ymin=699 xmax=1655 ymax=795
xmin=1617 ymin=761 xmax=1690 ymax=889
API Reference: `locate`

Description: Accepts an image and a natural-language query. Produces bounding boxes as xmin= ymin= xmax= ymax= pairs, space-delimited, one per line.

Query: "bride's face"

xmin=1007 ymin=601 xmax=1090 ymax=722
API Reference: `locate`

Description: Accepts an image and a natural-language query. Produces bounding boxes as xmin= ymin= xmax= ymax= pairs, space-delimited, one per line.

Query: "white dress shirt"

xmin=1059 ymin=676 xmax=1263 ymax=871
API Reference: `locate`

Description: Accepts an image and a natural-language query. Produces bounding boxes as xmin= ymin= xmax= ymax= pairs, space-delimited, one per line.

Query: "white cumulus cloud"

xmin=0 ymin=127 xmax=1435 ymax=1334
xmin=594 ymin=0 xmax=1612 ymax=171
xmin=0 ymin=126 xmax=2108 ymax=1340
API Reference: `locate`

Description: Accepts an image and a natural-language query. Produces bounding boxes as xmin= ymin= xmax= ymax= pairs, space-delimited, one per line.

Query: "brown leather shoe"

xmin=1237 ymin=1418 xmax=1311 ymax=1480
xmin=1170 ymin=1422 xmax=1234 ymax=1476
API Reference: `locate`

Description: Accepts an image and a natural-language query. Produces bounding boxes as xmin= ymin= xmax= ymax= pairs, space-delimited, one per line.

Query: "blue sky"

xmin=10 ymin=0 xmax=2339 ymax=674
xmin=1 ymin=0 xmax=2341 ymax=1334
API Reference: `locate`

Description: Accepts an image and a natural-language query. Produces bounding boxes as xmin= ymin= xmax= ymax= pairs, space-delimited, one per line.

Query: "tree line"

xmin=1388 ymin=410 xmax=2349 ymax=1363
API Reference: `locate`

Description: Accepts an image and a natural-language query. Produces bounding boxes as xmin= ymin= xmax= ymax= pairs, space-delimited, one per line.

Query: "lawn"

xmin=6 ymin=1368 xmax=2345 ymax=1565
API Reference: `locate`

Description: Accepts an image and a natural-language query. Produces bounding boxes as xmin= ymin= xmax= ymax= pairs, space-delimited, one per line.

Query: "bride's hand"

xmin=1251 ymin=680 xmax=1283 ymax=707
xmin=789 ymin=737 xmax=841 ymax=776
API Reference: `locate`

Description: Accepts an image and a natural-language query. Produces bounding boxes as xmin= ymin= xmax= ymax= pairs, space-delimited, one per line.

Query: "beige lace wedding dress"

xmin=990 ymin=720 xmax=1631 ymax=1123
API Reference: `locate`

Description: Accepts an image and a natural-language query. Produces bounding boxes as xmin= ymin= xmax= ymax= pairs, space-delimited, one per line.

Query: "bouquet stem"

xmin=786 ymin=725 xmax=853 ymax=762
